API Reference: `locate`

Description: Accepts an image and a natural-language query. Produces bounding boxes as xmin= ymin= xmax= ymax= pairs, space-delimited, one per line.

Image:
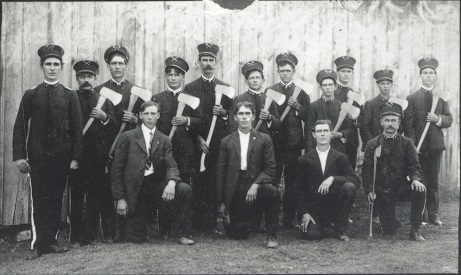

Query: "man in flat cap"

xmin=183 ymin=43 xmax=232 ymax=233
xmin=363 ymin=105 xmax=426 ymax=241
xmin=333 ymin=56 xmax=361 ymax=171
xmin=306 ymin=70 xmax=354 ymax=155
xmin=404 ymin=58 xmax=452 ymax=226
xmin=152 ymin=56 xmax=202 ymax=238
xmin=69 ymin=60 xmax=118 ymax=246
xmin=266 ymin=52 xmax=310 ymax=229
xmin=13 ymin=44 xmax=83 ymax=259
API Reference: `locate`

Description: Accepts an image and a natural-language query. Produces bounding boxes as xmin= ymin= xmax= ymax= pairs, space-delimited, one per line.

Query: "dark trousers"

xmin=226 ymin=171 xmax=280 ymax=239
xmin=125 ymin=175 xmax=192 ymax=243
xmin=376 ymin=184 xmax=426 ymax=232
xmin=192 ymin=169 xmax=218 ymax=231
xmin=69 ymin=165 xmax=115 ymax=243
xmin=419 ymin=150 xmax=442 ymax=217
xmin=345 ymin=142 xmax=358 ymax=171
xmin=29 ymin=160 xmax=70 ymax=252
xmin=301 ymin=182 xmax=357 ymax=240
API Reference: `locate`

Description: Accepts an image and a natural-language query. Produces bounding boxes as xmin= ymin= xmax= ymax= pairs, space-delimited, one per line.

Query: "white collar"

xmin=202 ymin=75 xmax=215 ymax=82
xmin=280 ymin=80 xmax=293 ymax=87
xmin=141 ymin=124 xmax=156 ymax=136
xmin=111 ymin=78 xmax=125 ymax=85
xmin=43 ymin=79 xmax=59 ymax=85
xmin=168 ymin=87 xmax=182 ymax=94
xmin=316 ymin=145 xmax=331 ymax=155
xmin=238 ymin=129 xmax=251 ymax=136
xmin=421 ymin=85 xmax=434 ymax=91
xmin=248 ymin=88 xmax=262 ymax=94
xmin=338 ymin=81 xmax=349 ymax=88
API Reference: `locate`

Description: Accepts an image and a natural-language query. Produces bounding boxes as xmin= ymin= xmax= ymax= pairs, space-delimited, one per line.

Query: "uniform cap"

xmin=276 ymin=52 xmax=298 ymax=66
xmin=104 ymin=45 xmax=130 ymax=64
xmin=241 ymin=60 xmax=264 ymax=77
xmin=418 ymin=58 xmax=438 ymax=71
xmin=316 ymin=69 xmax=338 ymax=84
xmin=197 ymin=43 xmax=219 ymax=58
xmin=73 ymin=60 xmax=99 ymax=75
xmin=379 ymin=102 xmax=403 ymax=118
xmin=165 ymin=56 xmax=189 ymax=73
xmin=334 ymin=56 xmax=356 ymax=70
xmin=38 ymin=44 xmax=64 ymax=61
xmin=373 ymin=69 xmax=394 ymax=83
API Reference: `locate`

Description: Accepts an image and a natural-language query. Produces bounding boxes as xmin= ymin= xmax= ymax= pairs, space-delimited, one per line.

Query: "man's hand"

xmin=197 ymin=136 xmax=209 ymax=154
xmin=171 ymin=116 xmax=188 ymax=126
xmin=331 ymin=132 xmax=343 ymax=139
xmin=90 ymin=108 xmax=108 ymax=122
xmin=367 ymin=192 xmax=376 ymax=204
xmin=318 ymin=176 xmax=334 ymax=195
xmin=162 ymin=180 xmax=176 ymax=202
xmin=218 ymin=202 xmax=227 ymax=217
xmin=122 ymin=110 xmax=138 ymax=124
xmin=70 ymin=159 xmax=79 ymax=170
xmin=246 ymin=183 xmax=259 ymax=203
xmin=287 ymin=96 xmax=300 ymax=110
xmin=411 ymin=180 xmax=426 ymax=192
xmin=259 ymin=110 xmax=271 ymax=121
xmin=15 ymin=159 xmax=30 ymax=174
xmin=301 ymin=213 xmax=316 ymax=232
xmin=426 ymin=113 xmax=439 ymax=123
xmin=117 ymin=199 xmax=128 ymax=216
xmin=213 ymin=104 xmax=227 ymax=117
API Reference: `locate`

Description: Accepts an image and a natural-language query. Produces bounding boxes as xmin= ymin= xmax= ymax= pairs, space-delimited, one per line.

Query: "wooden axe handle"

xmin=200 ymin=92 xmax=223 ymax=172
xmin=416 ymin=97 xmax=439 ymax=153
xmin=83 ymin=96 xmax=107 ymax=135
xmin=169 ymin=102 xmax=186 ymax=139
xmin=255 ymin=97 xmax=273 ymax=131
xmin=280 ymin=87 xmax=301 ymax=122
xmin=332 ymin=109 xmax=348 ymax=135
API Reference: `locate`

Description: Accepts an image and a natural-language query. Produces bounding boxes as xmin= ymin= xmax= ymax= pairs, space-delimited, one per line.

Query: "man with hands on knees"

xmin=110 ymin=101 xmax=194 ymax=245
xmin=296 ymin=120 xmax=360 ymax=242
xmin=363 ymin=105 xmax=426 ymax=241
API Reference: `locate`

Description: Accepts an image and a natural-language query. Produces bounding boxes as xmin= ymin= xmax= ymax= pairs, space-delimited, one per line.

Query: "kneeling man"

xmin=217 ymin=101 xmax=280 ymax=248
xmin=296 ymin=120 xmax=360 ymax=241
xmin=110 ymin=101 xmax=194 ymax=245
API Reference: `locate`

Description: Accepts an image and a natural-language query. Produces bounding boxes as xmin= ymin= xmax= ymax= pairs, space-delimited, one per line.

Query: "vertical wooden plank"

xmin=256 ymin=1 xmax=276 ymax=88
xmin=182 ymin=1 xmax=204 ymax=86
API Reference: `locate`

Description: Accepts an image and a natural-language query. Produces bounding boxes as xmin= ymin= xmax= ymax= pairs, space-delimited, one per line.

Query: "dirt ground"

xmin=0 ymin=190 xmax=458 ymax=274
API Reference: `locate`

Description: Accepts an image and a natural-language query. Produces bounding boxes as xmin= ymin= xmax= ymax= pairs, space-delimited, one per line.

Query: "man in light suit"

xmin=216 ymin=101 xmax=280 ymax=248
xmin=110 ymin=101 xmax=194 ymax=245
xmin=296 ymin=120 xmax=360 ymax=242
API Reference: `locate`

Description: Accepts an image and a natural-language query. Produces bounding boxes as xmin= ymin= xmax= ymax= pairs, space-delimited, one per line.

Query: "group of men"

xmin=12 ymin=42 xmax=452 ymax=260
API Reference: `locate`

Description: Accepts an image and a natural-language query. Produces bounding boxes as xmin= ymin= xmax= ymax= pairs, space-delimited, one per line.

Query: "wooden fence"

xmin=1 ymin=1 xmax=459 ymax=225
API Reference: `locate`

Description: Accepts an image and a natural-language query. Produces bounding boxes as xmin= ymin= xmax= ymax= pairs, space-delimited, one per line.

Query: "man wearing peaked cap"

xmin=69 ymin=60 xmax=118 ymax=246
xmin=104 ymin=45 xmax=130 ymax=64
xmin=183 ymin=43 xmax=231 ymax=233
xmin=266 ymin=52 xmax=310 ymax=229
xmin=13 ymin=45 xmax=83 ymax=259
xmin=363 ymin=104 xmax=427 ymax=241
xmin=334 ymin=56 xmax=361 ymax=171
xmin=404 ymin=58 xmax=452 ymax=226
xmin=307 ymin=69 xmax=354 ymax=155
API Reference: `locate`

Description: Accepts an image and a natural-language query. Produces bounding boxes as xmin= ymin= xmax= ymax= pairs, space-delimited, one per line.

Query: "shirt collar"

xmin=280 ymin=81 xmax=293 ymax=88
xmin=321 ymin=96 xmax=335 ymax=103
xmin=201 ymin=75 xmax=215 ymax=83
xmin=238 ymin=129 xmax=251 ymax=137
xmin=378 ymin=94 xmax=388 ymax=101
xmin=383 ymin=132 xmax=398 ymax=140
xmin=110 ymin=78 xmax=126 ymax=86
xmin=316 ymin=145 xmax=331 ymax=155
xmin=421 ymin=86 xmax=434 ymax=93
xmin=141 ymin=124 xmax=156 ymax=136
xmin=248 ymin=88 xmax=262 ymax=96
xmin=337 ymin=82 xmax=349 ymax=88
xmin=43 ymin=79 xmax=59 ymax=87
xmin=167 ymin=87 xmax=182 ymax=95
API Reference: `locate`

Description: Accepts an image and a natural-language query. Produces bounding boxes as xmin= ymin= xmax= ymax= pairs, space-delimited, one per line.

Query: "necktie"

xmin=145 ymin=131 xmax=154 ymax=170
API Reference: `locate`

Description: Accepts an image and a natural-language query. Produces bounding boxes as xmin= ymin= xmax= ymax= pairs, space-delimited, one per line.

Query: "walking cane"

xmin=369 ymin=145 xmax=381 ymax=239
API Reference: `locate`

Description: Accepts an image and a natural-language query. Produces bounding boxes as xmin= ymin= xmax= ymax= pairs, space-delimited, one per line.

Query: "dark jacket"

xmin=335 ymin=84 xmax=361 ymax=147
xmin=13 ymin=82 xmax=83 ymax=162
xmin=110 ymin=127 xmax=181 ymax=214
xmin=362 ymin=133 xmax=422 ymax=194
xmin=404 ymin=88 xmax=452 ymax=152
xmin=295 ymin=147 xmax=360 ymax=216
xmin=216 ymin=129 xmax=276 ymax=207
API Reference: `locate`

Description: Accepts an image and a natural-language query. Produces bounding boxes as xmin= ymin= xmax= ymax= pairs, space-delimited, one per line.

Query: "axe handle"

xmin=280 ymin=87 xmax=302 ymax=122
xmin=83 ymin=96 xmax=107 ymax=135
xmin=369 ymin=154 xmax=378 ymax=237
xmin=416 ymin=97 xmax=439 ymax=153
xmin=255 ymin=97 xmax=273 ymax=131
xmin=332 ymin=109 xmax=348 ymax=135
xmin=200 ymin=93 xmax=223 ymax=172
xmin=169 ymin=102 xmax=186 ymax=139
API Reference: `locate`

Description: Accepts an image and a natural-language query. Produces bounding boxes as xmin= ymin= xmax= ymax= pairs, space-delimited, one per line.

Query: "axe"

xmin=331 ymin=102 xmax=360 ymax=135
xmin=279 ymin=80 xmax=312 ymax=122
xmin=169 ymin=93 xmax=200 ymax=139
xmin=199 ymin=84 xmax=235 ymax=172
xmin=254 ymin=89 xmax=286 ymax=131
xmin=416 ymin=88 xmax=450 ymax=153
xmin=82 ymin=87 xmax=122 ymax=135
xmin=108 ymin=86 xmax=152 ymax=157
xmin=388 ymin=95 xmax=408 ymax=111
xmin=368 ymin=145 xmax=382 ymax=239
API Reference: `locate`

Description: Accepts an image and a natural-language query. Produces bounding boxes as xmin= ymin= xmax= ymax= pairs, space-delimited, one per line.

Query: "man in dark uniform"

xmin=296 ymin=120 xmax=360 ymax=242
xmin=306 ymin=70 xmax=354 ymax=154
xmin=183 ymin=43 xmax=232 ymax=233
xmin=13 ymin=45 xmax=83 ymax=259
xmin=404 ymin=58 xmax=452 ymax=226
xmin=152 ymin=56 xmax=202 ymax=238
xmin=69 ymin=60 xmax=118 ymax=246
xmin=266 ymin=53 xmax=310 ymax=229
xmin=217 ymin=101 xmax=280 ymax=248
xmin=363 ymin=105 xmax=426 ymax=241
xmin=334 ymin=56 xmax=361 ymax=170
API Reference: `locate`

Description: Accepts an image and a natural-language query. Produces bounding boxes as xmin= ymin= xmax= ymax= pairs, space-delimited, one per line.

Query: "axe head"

xmin=294 ymin=79 xmax=313 ymax=95
xmin=432 ymin=87 xmax=450 ymax=102
xmin=347 ymin=91 xmax=365 ymax=106
xmin=340 ymin=102 xmax=360 ymax=119
xmin=131 ymin=86 xmax=152 ymax=102
xmin=388 ymin=97 xmax=408 ymax=111
xmin=100 ymin=87 xmax=123 ymax=106
xmin=215 ymin=84 xmax=235 ymax=99
xmin=178 ymin=93 xmax=200 ymax=110
xmin=266 ymin=89 xmax=286 ymax=106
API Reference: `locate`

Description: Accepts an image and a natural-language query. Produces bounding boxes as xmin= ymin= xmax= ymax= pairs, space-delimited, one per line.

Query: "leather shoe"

xmin=48 ymin=244 xmax=69 ymax=253
xmin=337 ymin=232 xmax=350 ymax=242
xmin=409 ymin=228 xmax=426 ymax=242
xmin=25 ymin=249 xmax=41 ymax=260
xmin=266 ymin=236 xmax=278 ymax=248
xmin=177 ymin=237 xmax=194 ymax=245
xmin=429 ymin=215 xmax=442 ymax=226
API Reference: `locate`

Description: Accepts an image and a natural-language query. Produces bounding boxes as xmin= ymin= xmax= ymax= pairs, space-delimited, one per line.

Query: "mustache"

xmin=205 ymin=65 xmax=213 ymax=69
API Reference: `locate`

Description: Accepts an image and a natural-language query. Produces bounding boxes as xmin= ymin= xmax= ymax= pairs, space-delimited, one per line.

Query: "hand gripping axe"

xmin=331 ymin=91 xmax=363 ymax=135
xmin=254 ymin=89 xmax=286 ymax=131
xmin=279 ymin=80 xmax=313 ymax=122
xmin=169 ymin=93 xmax=200 ymax=139
xmin=82 ymin=87 xmax=122 ymax=135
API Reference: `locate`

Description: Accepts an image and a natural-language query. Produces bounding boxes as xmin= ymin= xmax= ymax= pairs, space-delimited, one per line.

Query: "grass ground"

xmin=0 ymin=190 xmax=458 ymax=274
